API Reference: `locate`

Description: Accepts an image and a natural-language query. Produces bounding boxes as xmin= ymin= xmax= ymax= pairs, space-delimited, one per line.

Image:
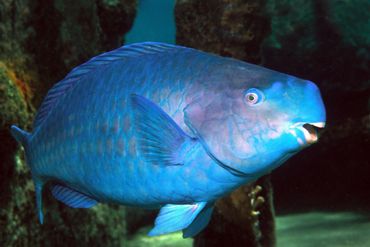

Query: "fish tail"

xmin=10 ymin=125 xmax=45 ymax=224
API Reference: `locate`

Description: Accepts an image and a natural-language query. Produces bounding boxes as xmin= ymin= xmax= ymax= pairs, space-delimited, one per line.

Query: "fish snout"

xmin=286 ymin=79 xmax=326 ymax=146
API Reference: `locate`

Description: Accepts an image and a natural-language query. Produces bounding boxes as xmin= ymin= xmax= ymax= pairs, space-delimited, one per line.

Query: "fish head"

xmin=184 ymin=63 xmax=326 ymax=177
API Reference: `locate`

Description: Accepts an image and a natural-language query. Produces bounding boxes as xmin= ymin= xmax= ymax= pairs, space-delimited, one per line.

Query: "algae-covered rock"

xmin=0 ymin=1 xmax=136 ymax=246
xmin=0 ymin=63 xmax=33 ymax=128
xmin=176 ymin=0 xmax=270 ymax=64
xmin=0 ymin=49 xmax=128 ymax=247
xmin=28 ymin=0 xmax=137 ymax=106
xmin=0 ymin=65 xmax=34 ymax=242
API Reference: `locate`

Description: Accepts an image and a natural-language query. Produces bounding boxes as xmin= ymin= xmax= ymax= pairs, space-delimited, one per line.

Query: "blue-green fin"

xmin=182 ymin=202 xmax=214 ymax=238
xmin=148 ymin=202 xmax=207 ymax=236
xmin=10 ymin=125 xmax=30 ymax=147
xmin=51 ymin=184 xmax=98 ymax=208
xmin=131 ymin=94 xmax=198 ymax=166
xmin=33 ymin=42 xmax=179 ymax=129
xmin=11 ymin=126 xmax=45 ymax=223
xmin=34 ymin=178 xmax=45 ymax=224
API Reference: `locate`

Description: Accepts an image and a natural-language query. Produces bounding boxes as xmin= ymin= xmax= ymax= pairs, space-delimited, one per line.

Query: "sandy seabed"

xmin=276 ymin=211 xmax=370 ymax=247
xmin=125 ymin=211 xmax=370 ymax=247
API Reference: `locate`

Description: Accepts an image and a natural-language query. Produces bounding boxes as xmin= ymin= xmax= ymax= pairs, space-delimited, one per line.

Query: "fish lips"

xmin=289 ymin=122 xmax=326 ymax=145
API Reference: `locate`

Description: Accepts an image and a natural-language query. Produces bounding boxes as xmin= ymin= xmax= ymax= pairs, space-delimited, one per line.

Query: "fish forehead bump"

xmin=204 ymin=60 xmax=293 ymax=92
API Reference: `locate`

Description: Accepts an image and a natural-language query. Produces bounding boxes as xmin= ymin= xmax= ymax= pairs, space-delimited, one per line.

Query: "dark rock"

xmin=263 ymin=0 xmax=370 ymax=212
xmin=97 ymin=0 xmax=137 ymax=49
xmin=125 ymin=207 xmax=157 ymax=235
xmin=193 ymin=176 xmax=275 ymax=247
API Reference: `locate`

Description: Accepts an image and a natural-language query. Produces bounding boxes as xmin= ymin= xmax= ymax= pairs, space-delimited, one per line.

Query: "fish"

xmin=10 ymin=42 xmax=326 ymax=238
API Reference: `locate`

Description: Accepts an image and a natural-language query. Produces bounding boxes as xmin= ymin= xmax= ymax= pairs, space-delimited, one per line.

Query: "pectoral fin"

xmin=131 ymin=94 xmax=198 ymax=166
xmin=148 ymin=202 xmax=207 ymax=236
xmin=182 ymin=202 xmax=214 ymax=238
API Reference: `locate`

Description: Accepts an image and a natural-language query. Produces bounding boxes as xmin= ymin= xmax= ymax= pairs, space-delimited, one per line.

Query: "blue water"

xmin=125 ymin=0 xmax=176 ymax=44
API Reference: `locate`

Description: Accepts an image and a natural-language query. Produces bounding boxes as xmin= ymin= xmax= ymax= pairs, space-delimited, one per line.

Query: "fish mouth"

xmin=289 ymin=122 xmax=326 ymax=145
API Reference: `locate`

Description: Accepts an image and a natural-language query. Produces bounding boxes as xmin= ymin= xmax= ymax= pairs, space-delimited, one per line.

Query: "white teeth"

xmin=310 ymin=122 xmax=326 ymax=128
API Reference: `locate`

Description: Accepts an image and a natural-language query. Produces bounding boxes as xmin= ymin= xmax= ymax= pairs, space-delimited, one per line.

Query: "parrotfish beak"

xmin=286 ymin=80 xmax=326 ymax=146
xmin=289 ymin=122 xmax=326 ymax=145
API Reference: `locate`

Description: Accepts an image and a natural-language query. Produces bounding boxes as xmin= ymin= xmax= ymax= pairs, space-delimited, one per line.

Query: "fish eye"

xmin=244 ymin=88 xmax=264 ymax=106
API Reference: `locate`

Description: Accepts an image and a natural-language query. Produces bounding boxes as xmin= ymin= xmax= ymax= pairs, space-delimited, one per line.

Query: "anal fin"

xmin=51 ymin=184 xmax=98 ymax=208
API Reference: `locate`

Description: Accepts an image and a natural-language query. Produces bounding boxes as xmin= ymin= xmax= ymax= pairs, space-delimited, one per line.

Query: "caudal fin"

xmin=10 ymin=125 xmax=45 ymax=224
xmin=10 ymin=125 xmax=30 ymax=147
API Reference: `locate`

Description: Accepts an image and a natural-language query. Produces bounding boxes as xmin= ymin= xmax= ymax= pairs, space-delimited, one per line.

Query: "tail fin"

xmin=10 ymin=125 xmax=30 ymax=147
xmin=10 ymin=125 xmax=45 ymax=224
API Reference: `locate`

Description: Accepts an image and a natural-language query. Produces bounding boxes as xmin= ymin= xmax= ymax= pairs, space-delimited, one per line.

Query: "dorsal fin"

xmin=33 ymin=42 xmax=179 ymax=129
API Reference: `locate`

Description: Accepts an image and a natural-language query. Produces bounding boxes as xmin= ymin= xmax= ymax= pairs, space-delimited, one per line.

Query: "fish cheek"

xmin=184 ymin=92 xmax=232 ymax=134
xmin=183 ymin=100 xmax=206 ymax=133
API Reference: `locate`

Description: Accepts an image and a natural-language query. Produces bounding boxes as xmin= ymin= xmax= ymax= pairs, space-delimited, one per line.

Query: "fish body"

xmin=11 ymin=42 xmax=326 ymax=237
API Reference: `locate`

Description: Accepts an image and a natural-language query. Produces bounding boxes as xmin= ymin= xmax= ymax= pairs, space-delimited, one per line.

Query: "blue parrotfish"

xmin=10 ymin=42 xmax=326 ymax=237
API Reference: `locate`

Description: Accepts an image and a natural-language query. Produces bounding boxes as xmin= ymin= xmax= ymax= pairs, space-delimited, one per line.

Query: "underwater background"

xmin=0 ymin=0 xmax=369 ymax=246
